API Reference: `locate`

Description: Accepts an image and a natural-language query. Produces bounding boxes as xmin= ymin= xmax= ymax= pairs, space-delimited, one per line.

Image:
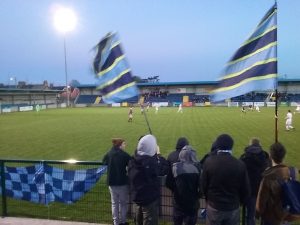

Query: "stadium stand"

xmin=75 ymin=95 xmax=100 ymax=104
xmin=1 ymin=79 xmax=300 ymax=109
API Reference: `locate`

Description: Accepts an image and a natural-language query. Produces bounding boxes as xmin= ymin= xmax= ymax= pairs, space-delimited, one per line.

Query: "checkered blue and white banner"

xmin=0 ymin=164 xmax=107 ymax=204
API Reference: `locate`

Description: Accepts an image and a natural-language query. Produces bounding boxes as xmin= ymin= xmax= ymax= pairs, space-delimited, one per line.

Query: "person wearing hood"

xmin=240 ymin=138 xmax=270 ymax=225
xmin=128 ymin=134 xmax=161 ymax=225
xmin=166 ymin=146 xmax=201 ymax=225
xmin=167 ymin=137 xmax=189 ymax=165
xmin=102 ymin=138 xmax=132 ymax=225
xmin=201 ymin=134 xmax=250 ymax=225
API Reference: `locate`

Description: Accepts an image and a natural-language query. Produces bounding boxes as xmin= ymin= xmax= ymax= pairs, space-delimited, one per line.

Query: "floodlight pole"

xmin=63 ymin=36 xmax=70 ymax=107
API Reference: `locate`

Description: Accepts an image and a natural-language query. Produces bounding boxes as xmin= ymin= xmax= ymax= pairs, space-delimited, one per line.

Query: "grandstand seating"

xmin=75 ymin=95 xmax=99 ymax=104
xmin=124 ymin=96 xmax=139 ymax=103
xmin=75 ymin=95 xmax=139 ymax=104
xmin=75 ymin=94 xmax=211 ymax=104
xmin=74 ymin=93 xmax=300 ymax=105
xmin=231 ymin=93 xmax=269 ymax=102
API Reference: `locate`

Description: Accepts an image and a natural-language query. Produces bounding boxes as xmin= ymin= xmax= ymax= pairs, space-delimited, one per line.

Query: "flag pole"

xmin=141 ymin=104 xmax=152 ymax=134
xmin=275 ymin=89 xmax=278 ymax=142
xmin=274 ymin=0 xmax=278 ymax=143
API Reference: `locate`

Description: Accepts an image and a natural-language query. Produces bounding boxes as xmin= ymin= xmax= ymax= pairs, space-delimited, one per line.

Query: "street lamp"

xmin=53 ymin=6 xmax=77 ymax=107
xmin=9 ymin=77 xmax=17 ymax=88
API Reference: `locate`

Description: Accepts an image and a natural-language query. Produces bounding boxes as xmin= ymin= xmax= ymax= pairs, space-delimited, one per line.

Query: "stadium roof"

xmin=77 ymin=81 xmax=218 ymax=88
xmin=0 ymin=88 xmax=62 ymax=94
xmin=137 ymin=81 xmax=217 ymax=86
xmin=278 ymin=78 xmax=300 ymax=83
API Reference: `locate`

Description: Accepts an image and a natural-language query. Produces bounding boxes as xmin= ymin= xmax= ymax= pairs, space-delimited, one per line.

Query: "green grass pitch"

xmin=0 ymin=106 xmax=299 ymax=168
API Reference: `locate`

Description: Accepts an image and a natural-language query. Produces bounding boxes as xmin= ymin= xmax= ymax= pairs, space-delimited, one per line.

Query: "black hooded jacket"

xmin=201 ymin=152 xmax=250 ymax=211
xmin=128 ymin=154 xmax=160 ymax=206
xmin=102 ymin=146 xmax=132 ymax=186
xmin=240 ymin=144 xmax=270 ymax=196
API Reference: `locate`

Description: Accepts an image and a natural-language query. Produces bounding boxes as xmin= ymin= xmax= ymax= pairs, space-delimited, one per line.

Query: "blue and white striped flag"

xmin=211 ymin=4 xmax=277 ymax=102
xmin=93 ymin=32 xmax=139 ymax=103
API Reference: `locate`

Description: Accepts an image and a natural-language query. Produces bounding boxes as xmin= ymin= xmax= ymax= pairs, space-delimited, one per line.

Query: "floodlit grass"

xmin=0 ymin=106 xmax=299 ymax=167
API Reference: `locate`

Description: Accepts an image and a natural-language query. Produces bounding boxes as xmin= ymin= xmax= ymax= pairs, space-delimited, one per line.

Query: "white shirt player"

xmin=155 ymin=105 xmax=159 ymax=114
xmin=177 ymin=104 xmax=183 ymax=113
xmin=255 ymin=105 xmax=260 ymax=112
xmin=285 ymin=110 xmax=294 ymax=131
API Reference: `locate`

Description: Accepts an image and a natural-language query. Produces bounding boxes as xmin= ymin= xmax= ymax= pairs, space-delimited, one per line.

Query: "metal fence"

xmin=0 ymin=159 xmax=250 ymax=225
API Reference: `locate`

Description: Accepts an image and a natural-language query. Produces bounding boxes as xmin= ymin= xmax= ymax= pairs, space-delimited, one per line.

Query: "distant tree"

xmin=133 ymin=75 xmax=142 ymax=83
xmin=69 ymin=79 xmax=81 ymax=87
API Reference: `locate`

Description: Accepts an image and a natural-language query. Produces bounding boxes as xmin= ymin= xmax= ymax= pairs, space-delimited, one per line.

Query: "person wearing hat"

xmin=103 ymin=138 xmax=132 ymax=225
xmin=166 ymin=146 xmax=201 ymax=225
xmin=128 ymin=134 xmax=161 ymax=225
xmin=201 ymin=134 xmax=250 ymax=225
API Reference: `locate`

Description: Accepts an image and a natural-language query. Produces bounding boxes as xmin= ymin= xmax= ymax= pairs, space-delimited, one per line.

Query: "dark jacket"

xmin=200 ymin=140 xmax=218 ymax=166
xmin=128 ymin=154 xmax=160 ymax=206
xmin=167 ymin=137 xmax=189 ymax=165
xmin=157 ymin=155 xmax=170 ymax=176
xmin=166 ymin=161 xmax=201 ymax=213
xmin=240 ymin=144 xmax=270 ymax=196
xmin=201 ymin=152 xmax=250 ymax=211
xmin=102 ymin=146 xmax=132 ymax=186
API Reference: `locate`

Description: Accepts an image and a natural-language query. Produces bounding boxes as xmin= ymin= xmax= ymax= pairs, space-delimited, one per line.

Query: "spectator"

xmin=200 ymin=140 xmax=218 ymax=166
xmin=201 ymin=134 xmax=250 ymax=225
xmin=102 ymin=138 xmax=132 ymax=225
xmin=166 ymin=146 xmax=201 ymax=225
xmin=256 ymin=142 xmax=300 ymax=225
xmin=167 ymin=137 xmax=189 ymax=165
xmin=240 ymin=138 xmax=270 ymax=225
xmin=128 ymin=134 xmax=161 ymax=225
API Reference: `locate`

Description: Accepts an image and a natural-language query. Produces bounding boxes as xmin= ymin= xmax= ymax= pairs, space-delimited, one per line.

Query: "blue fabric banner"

xmin=0 ymin=164 xmax=107 ymax=205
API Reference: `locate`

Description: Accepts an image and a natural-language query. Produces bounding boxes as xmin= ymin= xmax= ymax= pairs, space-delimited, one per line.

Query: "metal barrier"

xmin=0 ymin=159 xmax=250 ymax=224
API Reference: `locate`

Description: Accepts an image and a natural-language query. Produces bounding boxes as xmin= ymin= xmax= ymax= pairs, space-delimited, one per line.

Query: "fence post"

xmin=0 ymin=160 xmax=7 ymax=217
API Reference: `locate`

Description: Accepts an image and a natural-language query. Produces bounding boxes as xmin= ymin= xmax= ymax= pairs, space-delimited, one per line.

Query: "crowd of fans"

xmin=102 ymin=134 xmax=299 ymax=225
xmin=142 ymin=88 xmax=169 ymax=100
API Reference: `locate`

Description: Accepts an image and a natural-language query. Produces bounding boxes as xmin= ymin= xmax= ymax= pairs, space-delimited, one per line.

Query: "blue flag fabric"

xmin=0 ymin=164 xmax=107 ymax=205
xmin=211 ymin=4 xmax=277 ymax=102
xmin=93 ymin=32 xmax=139 ymax=103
